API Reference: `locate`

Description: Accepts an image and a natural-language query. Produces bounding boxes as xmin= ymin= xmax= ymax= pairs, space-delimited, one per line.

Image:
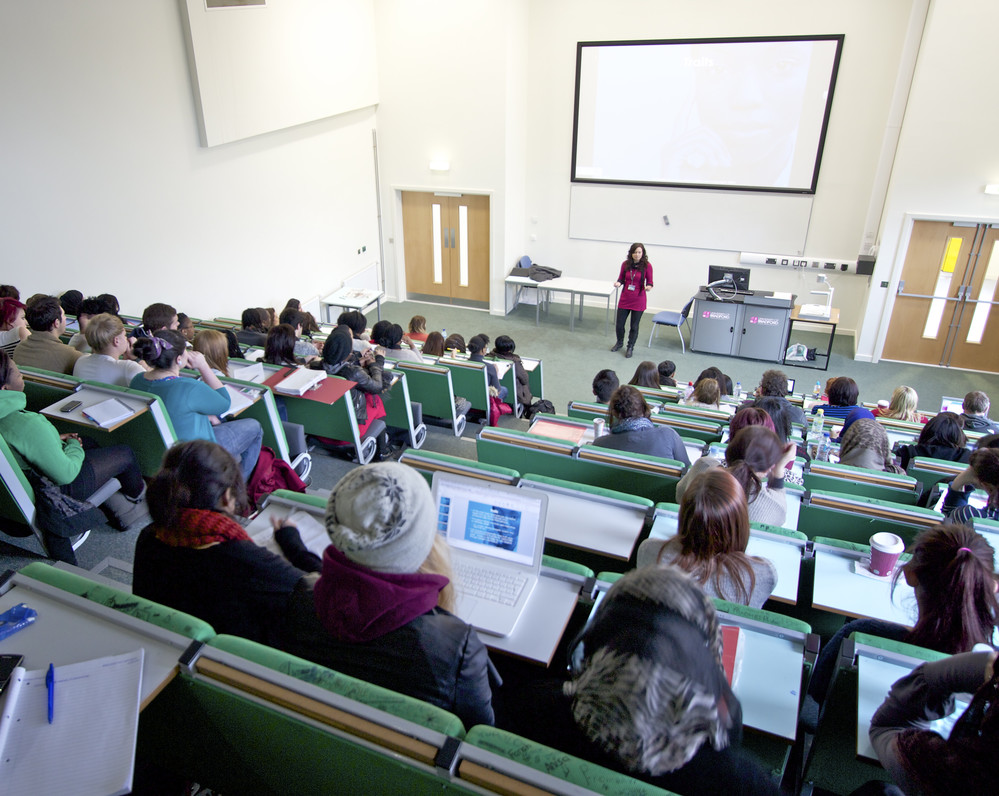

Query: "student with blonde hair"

xmin=192 ymin=329 xmax=231 ymax=377
xmin=875 ymin=385 xmax=924 ymax=423
xmin=73 ymin=313 xmax=147 ymax=386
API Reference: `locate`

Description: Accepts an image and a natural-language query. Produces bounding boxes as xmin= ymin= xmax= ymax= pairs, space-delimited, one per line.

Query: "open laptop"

xmin=940 ymin=396 xmax=965 ymax=414
xmin=431 ymin=472 xmax=548 ymax=637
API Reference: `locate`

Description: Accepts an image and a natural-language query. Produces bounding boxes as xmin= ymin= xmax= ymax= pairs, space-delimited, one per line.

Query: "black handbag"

xmin=27 ymin=470 xmax=106 ymax=539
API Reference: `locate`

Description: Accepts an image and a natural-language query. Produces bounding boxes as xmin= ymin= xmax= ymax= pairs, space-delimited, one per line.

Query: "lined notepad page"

xmin=0 ymin=649 xmax=143 ymax=796
xmin=253 ymin=509 xmax=330 ymax=560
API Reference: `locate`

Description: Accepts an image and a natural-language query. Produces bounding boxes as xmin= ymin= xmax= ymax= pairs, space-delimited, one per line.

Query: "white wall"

xmin=515 ymin=0 xmax=917 ymax=332
xmin=373 ymin=0 xmax=529 ymax=313
xmin=854 ymin=0 xmax=999 ymax=361
xmin=0 ymin=1 xmax=380 ymax=320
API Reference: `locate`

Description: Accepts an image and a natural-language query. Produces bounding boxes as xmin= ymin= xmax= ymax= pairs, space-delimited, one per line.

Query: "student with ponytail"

xmin=803 ymin=523 xmax=998 ymax=724
xmin=636 ymin=468 xmax=778 ymax=608
xmin=131 ymin=330 xmax=263 ymax=479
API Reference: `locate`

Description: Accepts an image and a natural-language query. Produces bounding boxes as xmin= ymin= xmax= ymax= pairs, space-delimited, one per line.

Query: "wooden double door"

xmin=883 ymin=220 xmax=999 ymax=371
xmin=401 ymin=191 xmax=490 ymax=307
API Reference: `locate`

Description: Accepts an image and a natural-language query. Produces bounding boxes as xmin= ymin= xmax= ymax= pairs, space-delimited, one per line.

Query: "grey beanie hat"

xmin=325 ymin=462 xmax=437 ymax=574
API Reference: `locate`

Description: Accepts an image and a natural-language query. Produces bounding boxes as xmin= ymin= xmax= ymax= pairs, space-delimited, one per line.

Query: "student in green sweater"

xmin=0 ymin=350 xmax=148 ymax=563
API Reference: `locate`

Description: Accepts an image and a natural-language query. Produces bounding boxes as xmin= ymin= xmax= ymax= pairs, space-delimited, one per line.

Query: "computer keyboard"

xmin=454 ymin=561 xmax=528 ymax=606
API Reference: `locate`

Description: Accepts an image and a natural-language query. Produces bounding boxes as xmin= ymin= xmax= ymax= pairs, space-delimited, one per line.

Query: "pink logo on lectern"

xmin=702 ymin=311 xmax=710 ymax=318
xmin=750 ymin=316 xmax=758 ymax=323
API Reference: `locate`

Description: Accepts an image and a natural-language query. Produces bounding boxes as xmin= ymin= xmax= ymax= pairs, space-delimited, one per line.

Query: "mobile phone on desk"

xmin=60 ymin=400 xmax=82 ymax=413
xmin=0 ymin=654 xmax=23 ymax=695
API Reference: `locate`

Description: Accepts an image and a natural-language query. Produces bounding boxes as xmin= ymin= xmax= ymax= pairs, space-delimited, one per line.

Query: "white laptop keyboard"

xmin=454 ymin=561 xmax=528 ymax=606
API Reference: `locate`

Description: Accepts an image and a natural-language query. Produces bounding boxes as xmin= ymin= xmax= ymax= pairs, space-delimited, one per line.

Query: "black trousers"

xmin=615 ymin=308 xmax=644 ymax=347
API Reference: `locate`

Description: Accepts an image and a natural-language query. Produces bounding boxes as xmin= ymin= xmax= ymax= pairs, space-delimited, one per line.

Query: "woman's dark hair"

xmin=443 ymin=333 xmax=466 ymax=353
xmin=827 ymin=376 xmax=859 ymax=407
xmin=0 ymin=349 xmax=15 ymax=387
xmin=758 ymin=369 xmax=790 ymax=397
xmin=657 ymin=360 xmax=676 ymax=380
xmin=132 ymin=329 xmax=186 ymax=370
xmin=468 ymin=335 xmax=488 ymax=355
xmin=918 ymin=411 xmax=967 ymax=450
xmin=0 ymin=285 xmax=20 ymax=300
xmin=696 ymin=366 xmax=728 ymax=397
xmin=147 ymin=440 xmax=248 ymax=527
xmin=725 ymin=426 xmax=785 ymax=503
xmin=755 ymin=396 xmax=794 ymax=443
xmin=667 ymin=468 xmax=756 ymax=604
xmin=422 ymin=332 xmax=445 ymax=357
xmin=78 ymin=296 xmax=107 ymax=318
xmin=241 ymin=307 xmax=268 ymax=333
xmin=97 ymin=293 xmax=120 ymax=315
xmin=278 ymin=308 xmax=305 ymax=330
xmin=25 ymin=296 xmax=62 ymax=332
xmin=968 ymin=448 xmax=999 ymax=508
xmin=60 ymin=290 xmax=83 ymax=317
xmin=592 ymin=369 xmax=619 ymax=403
xmin=895 ymin=524 xmax=998 ymax=654
xmin=628 ymin=360 xmax=660 ymax=389
xmin=284 ymin=298 xmax=301 ymax=311
xmin=607 ymin=385 xmax=651 ymax=424
xmin=223 ymin=328 xmax=243 ymax=359
xmin=263 ymin=324 xmax=300 ymax=366
xmin=370 ymin=320 xmax=392 ymax=347
xmin=337 ymin=310 xmax=367 ymax=337
xmin=494 ymin=335 xmax=516 ymax=354
xmin=626 ymin=242 xmax=648 ymax=269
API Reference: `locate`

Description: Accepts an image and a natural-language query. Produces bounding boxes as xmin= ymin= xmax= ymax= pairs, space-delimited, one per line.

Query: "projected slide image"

xmin=466 ymin=501 xmax=521 ymax=552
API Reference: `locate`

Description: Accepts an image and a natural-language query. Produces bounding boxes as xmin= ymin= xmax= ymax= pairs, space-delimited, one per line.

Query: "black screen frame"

xmin=571 ymin=34 xmax=845 ymax=195
xmin=708 ymin=265 xmax=751 ymax=291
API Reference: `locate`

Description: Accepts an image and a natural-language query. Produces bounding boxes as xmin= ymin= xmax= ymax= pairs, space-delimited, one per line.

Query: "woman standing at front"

xmin=611 ymin=242 xmax=653 ymax=358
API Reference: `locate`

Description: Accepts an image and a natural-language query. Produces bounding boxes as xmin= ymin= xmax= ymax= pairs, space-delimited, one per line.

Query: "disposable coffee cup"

xmin=869 ymin=532 xmax=905 ymax=577
xmin=593 ymin=418 xmax=605 ymax=438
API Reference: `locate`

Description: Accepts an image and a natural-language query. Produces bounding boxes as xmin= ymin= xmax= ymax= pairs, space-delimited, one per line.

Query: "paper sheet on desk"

xmin=0 ymin=649 xmax=143 ymax=796
xmin=254 ymin=509 xmax=330 ymax=560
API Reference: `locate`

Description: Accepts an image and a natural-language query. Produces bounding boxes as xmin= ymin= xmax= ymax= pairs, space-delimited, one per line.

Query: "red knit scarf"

xmin=155 ymin=508 xmax=251 ymax=548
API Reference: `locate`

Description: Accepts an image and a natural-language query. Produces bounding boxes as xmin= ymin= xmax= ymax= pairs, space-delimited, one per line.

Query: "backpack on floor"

xmin=524 ymin=399 xmax=555 ymax=420
xmin=246 ymin=446 xmax=307 ymax=511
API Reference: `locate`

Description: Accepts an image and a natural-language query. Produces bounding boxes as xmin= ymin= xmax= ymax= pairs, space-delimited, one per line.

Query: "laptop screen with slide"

xmin=940 ymin=396 xmax=964 ymax=414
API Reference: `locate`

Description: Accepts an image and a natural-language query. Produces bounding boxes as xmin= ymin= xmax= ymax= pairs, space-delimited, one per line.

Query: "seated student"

xmin=282 ymin=463 xmax=495 ymax=728
xmin=0 ymin=298 xmax=29 ymax=357
xmin=337 ymin=310 xmax=372 ymax=353
xmin=192 ymin=329 xmax=232 ymax=377
xmin=520 ymin=566 xmax=778 ymax=796
xmin=407 ymin=315 xmax=429 ymax=342
xmin=73 ymin=313 xmax=147 ymax=387
xmin=593 ymin=386 xmax=691 ymax=465
xmin=176 ymin=312 xmax=196 ymax=344
xmin=628 ymin=360 xmax=660 ymax=389
xmin=874 ymin=385 xmax=926 ymax=424
xmin=683 ymin=377 xmax=722 ymax=410
xmin=591 ymin=368 xmax=619 ymax=404
xmin=0 ymin=351 xmax=149 ymax=563
xmin=60 ymin=290 xmax=83 ymax=320
xmin=132 ymin=331 xmax=263 ymax=480
xmin=803 ymin=524 xmax=998 ymax=728
xmin=12 ymin=295 xmax=82 ymax=375
xmin=233 ymin=307 xmax=270 ymax=348
xmin=278 ymin=308 xmax=320 ymax=361
xmin=675 ymin=423 xmax=795 ymax=528
xmin=493 ymin=335 xmax=532 ymax=408
xmin=749 ymin=368 xmax=806 ymax=426
xmin=897 ymin=411 xmax=970 ymax=472
xmin=372 ymin=320 xmax=422 ymax=363
xmin=262 ymin=323 xmax=305 ymax=368
xmin=638 ymin=469 xmax=778 ymax=608
xmin=421 ymin=331 xmax=445 ymax=358
xmin=0 ymin=285 xmax=20 ymax=300
xmin=468 ymin=334 xmax=508 ymax=402
xmin=837 ymin=414 xmax=905 ymax=473
xmin=443 ymin=333 xmax=466 ymax=354
xmin=696 ymin=366 xmax=730 ymax=398
xmin=131 ymin=302 xmax=179 ymax=340
xmin=132 ymin=440 xmax=319 ymax=647
xmin=67 ymin=296 xmax=108 ymax=353
xmin=870 ymin=649 xmax=998 ymax=796
xmin=960 ymin=390 xmax=999 ymax=435
xmin=811 ymin=375 xmax=862 ymax=419
xmin=754 ymin=395 xmax=797 ymax=445
xmin=657 ymin=359 xmax=677 ymax=388
xmin=942 ymin=448 xmax=999 ymax=524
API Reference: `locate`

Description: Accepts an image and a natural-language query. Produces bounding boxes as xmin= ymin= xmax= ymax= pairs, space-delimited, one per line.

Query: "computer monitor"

xmin=708 ymin=265 xmax=751 ymax=292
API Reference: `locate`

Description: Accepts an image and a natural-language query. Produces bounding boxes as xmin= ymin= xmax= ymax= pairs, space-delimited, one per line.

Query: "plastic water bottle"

xmin=813 ymin=380 xmax=822 ymax=399
xmin=685 ymin=381 xmax=694 ymax=400
xmin=807 ymin=409 xmax=825 ymax=459
xmin=818 ymin=431 xmax=832 ymax=462
xmin=735 ymin=381 xmax=742 ymax=399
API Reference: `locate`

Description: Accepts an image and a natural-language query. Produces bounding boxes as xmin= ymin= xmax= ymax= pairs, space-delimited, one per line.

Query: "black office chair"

xmin=648 ymin=297 xmax=694 ymax=353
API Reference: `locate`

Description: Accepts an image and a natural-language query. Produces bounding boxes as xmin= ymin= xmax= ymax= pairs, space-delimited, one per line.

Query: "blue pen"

xmin=45 ymin=663 xmax=54 ymax=724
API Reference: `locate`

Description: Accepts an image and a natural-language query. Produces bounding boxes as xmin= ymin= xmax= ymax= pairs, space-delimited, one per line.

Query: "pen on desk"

xmin=46 ymin=663 xmax=54 ymax=724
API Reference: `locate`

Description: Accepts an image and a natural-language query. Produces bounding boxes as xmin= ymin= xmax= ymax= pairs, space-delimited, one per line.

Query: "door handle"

xmin=451 ymin=228 xmax=455 ymax=249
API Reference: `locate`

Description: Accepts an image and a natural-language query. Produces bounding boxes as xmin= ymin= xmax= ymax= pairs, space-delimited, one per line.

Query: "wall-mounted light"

xmin=429 ymin=158 xmax=450 ymax=173
xmin=984 ymin=184 xmax=999 ymax=195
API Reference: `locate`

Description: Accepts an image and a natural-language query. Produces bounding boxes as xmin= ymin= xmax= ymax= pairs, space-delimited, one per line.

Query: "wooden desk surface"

xmin=791 ymin=305 xmax=840 ymax=324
